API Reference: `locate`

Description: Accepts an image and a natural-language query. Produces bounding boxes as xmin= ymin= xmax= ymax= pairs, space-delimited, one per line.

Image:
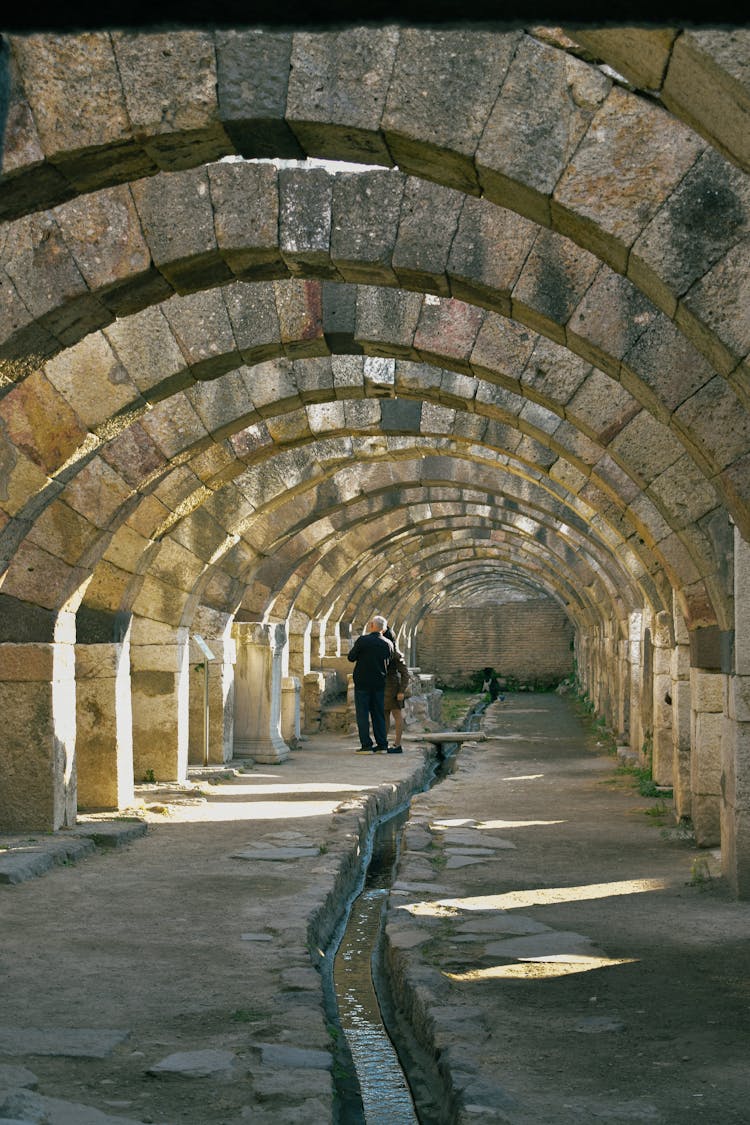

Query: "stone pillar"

xmin=651 ymin=612 xmax=674 ymax=786
xmin=302 ymin=671 xmax=325 ymax=733
xmin=188 ymin=635 xmax=236 ymax=765
xmin=671 ymin=597 xmax=692 ymax=819
xmin=130 ymin=625 xmax=190 ymax=783
xmin=76 ymin=641 xmax=134 ymax=809
xmin=723 ymin=527 xmax=750 ymax=897
xmin=628 ymin=612 xmax=643 ymax=757
xmin=285 ymin=614 xmax=308 ymax=681
xmin=0 ymin=641 xmax=77 ymax=831
xmin=232 ymin=623 xmax=290 ymax=763
xmin=617 ymin=632 xmax=630 ymax=742
xmin=282 ymin=676 xmax=301 ymax=746
xmin=690 ymin=668 xmax=724 ymax=846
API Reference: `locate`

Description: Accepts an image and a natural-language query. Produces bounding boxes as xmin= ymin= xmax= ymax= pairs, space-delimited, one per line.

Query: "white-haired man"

xmin=347 ymin=615 xmax=394 ymax=752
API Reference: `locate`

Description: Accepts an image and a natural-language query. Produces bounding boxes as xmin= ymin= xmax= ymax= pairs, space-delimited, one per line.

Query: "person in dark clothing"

xmin=482 ymin=667 xmax=503 ymax=702
xmin=347 ymin=615 xmax=394 ymax=752
xmin=383 ymin=625 xmax=409 ymax=754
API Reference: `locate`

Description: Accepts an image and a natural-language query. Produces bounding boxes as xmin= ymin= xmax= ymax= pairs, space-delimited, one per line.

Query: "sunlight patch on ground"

xmin=193 ymin=781 xmax=371 ymax=797
xmin=399 ymin=878 xmax=668 ymax=917
xmin=476 ymin=819 xmax=566 ymax=829
xmin=444 ymin=955 xmax=638 ymax=982
xmin=137 ymin=799 xmax=346 ymax=823
xmin=500 ymin=774 xmax=545 ymax=781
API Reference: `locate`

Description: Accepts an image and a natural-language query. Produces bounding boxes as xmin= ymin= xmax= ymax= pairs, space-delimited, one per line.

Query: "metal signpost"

xmin=193 ymin=635 xmax=216 ymax=767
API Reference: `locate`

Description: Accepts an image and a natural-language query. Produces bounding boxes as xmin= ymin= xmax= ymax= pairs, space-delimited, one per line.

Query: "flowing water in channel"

xmin=333 ymin=803 xmax=418 ymax=1123
xmin=324 ymin=720 xmax=485 ymax=1125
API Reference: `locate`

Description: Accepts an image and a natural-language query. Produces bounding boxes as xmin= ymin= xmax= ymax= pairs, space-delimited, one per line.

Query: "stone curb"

xmin=0 ymin=821 xmax=147 ymax=886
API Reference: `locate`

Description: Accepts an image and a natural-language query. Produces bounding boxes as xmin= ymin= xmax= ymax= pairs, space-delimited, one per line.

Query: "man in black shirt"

xmin=347 ymin=615 xmax=394 ymax=752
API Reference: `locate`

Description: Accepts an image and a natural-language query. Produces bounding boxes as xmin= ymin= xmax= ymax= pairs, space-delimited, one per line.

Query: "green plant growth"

xmin=441 ymin=690 xmax=474 ymax=724
xmin=230 ymin=1008 xmax=266 ymax=1023
xmin=142 ymin=768 xmax=156 ymax=784
xmin=615 ymin=759 xmax=672 ymax=799
xmin=689 ymin=857 xmax=713 ymax=888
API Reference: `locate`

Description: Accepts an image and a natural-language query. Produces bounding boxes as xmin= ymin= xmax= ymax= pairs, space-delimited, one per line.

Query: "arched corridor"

xmin=1 ymin=22 xmax=750 ymax=897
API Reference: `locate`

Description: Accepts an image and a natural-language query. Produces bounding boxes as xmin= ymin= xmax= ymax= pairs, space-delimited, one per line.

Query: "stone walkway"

xmin=1 ymin=695 xmax=750 ymax=1124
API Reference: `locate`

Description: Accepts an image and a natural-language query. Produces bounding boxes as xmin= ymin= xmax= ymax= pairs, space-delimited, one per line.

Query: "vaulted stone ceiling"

xmin=0 ymin=23 xmax=748 ymax=650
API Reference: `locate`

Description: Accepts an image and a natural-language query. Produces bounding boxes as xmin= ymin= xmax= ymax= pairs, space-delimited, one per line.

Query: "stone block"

xmin=44 ymin=333 xmax=141 ymax=428
xmin=266 ymin=409 xmax=313 ymax=445
xmin=287 ymin=28 xmax=397 ymax=164
xmin=392 ymin=179 xmax=463 ymax=295
xmin=691 ymin=791 xmax=721 ymax=848
xmin=477 ymin=36 xmax=609 ymax=226
xmin=692 ymin=710 xmax=724 ymax=792
xmin=2 ymin=212 xmax=94 ymax=326
xmin=648 ymin=458 xmax=716 ymax=534
xmin=225 ymin=283 xmax=281 ymax=367
xmin=148 ymin=539 xmax=206 ymax=593
xmin=130 ymin=168 xmax=230 ymax=293
xmin=103 ymin=305 xmax=188 ymax=398
xmin=521 ymin=336 xmax=592 ymax=408
xmin=112 ymin=31 xmax=231 ymax=168
xmin=720 ymin=454 xmax=750 ymax=543
xmin=1 ymin=540 xmax=87 ymax=612
xmin=138 ymin=394 xmax=208 ymax=461
xmin=384 ymin=29 xmax=519 ymax=195
xmin=9 ymin=34 xmax=132 ymax=161
xmin=169 ymin=506 xmax=230 ymax=565
xmin=446 ymin=198 xmax=530 ymax=315
xmin=0 ymin=674 xmax=75 ymax=831
xmin=130 ymin=569 xmax=191 ymax=625
xmin=565 ymin=27 xmax=678 ymax=90
xmin=512 ymin=227 xmax=601 ymax=341
xmin=622 ymin=315 xmax=715 ymax=418
xmin=469 ymin=314 xmax=533 ymax=391
xmin=187 ymin=367 xmax=259 ymax=437
xmin=674 ymin=376 xmax=750 ymax=473
xmin=161 ymin=289 xmax=237 ymax=381
xmin=677 ymin=235 xmax=750 ymax=378
xmin=608 ymin=409 xmax=684 ymax=486
xmin=0 ymin=642 xmax=55 ymax=682
xmin=0 ymin=445 xmax=50 ymax=519
xmin=691 ymin=669 xmax=726 ymax=713
xmin=629 ymin=148 xmax=750 ymax=316
xmin=54 ymin=184 xmax=159 ymax=316
xmin=553 ymin=86 xmax=703 ymax=273
xmin=245 ymin=358 xmax=300 ymax=415
xmin=208 ymin=161 xmax=285 ymax=280
xmin=354 ymin=286 xmax=422 ymax=360
xmin=215 ymin=29 xmax=303 ymax=158
xmin=414 ymin=298 xmax=484 ymax=375
xmin=663 ymin=30 xmax=750 ymax=181
xmin=330 ymin=170 xmax=404 ymax=285
xmin=567 ymin=268 xmax=659 ymax=380
xmin=279 ymin=167 xmax=336 ymax=279
xmin=275 ymin=280 xmax=326 ymax=359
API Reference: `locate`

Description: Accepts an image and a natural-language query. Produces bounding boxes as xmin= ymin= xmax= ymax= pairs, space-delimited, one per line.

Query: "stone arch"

xmin=1 ymin=22 xmax=749 ymax=896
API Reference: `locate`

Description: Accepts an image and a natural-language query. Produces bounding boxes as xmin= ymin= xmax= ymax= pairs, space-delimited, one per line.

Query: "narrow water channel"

xmin=323 ymin=717 xmax=484 ymax=1125
xmin=333 ymin=804 xmax=417 ymax=1123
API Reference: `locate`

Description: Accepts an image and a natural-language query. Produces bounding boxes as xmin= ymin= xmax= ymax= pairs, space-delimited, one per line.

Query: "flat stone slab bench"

xmin=402 ymin=732 xmax=487 ymax=744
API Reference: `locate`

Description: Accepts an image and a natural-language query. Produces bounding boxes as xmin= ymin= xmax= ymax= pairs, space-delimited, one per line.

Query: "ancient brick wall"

xmin=417 ymin=602 xmax=574 ymax=686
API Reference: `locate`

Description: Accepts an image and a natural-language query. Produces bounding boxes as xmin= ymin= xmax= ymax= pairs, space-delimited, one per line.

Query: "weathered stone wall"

xmin=417 ymin=602 xmax=574 ymax=686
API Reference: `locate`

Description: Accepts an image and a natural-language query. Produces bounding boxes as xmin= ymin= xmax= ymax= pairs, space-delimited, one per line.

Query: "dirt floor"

xmin=1 ymin=694 xmax=749 ymax=1125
